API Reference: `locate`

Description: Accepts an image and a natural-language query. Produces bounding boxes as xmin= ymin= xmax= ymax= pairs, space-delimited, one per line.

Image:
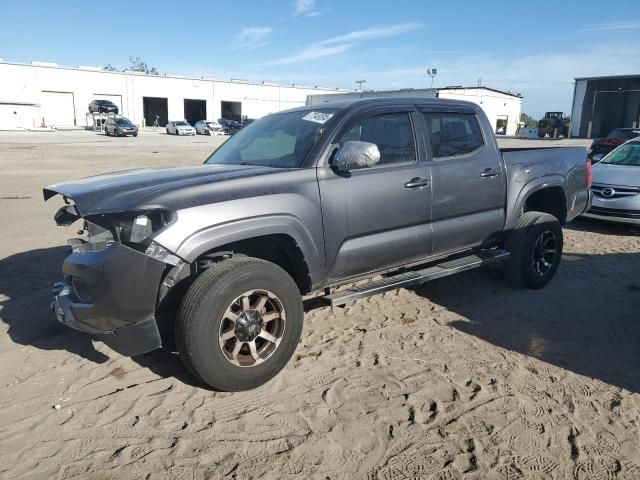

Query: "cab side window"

xmin=339 ymin=113 xmax=416 ymax=167
xmin=422 ymin=113 xmax=484 ymax=159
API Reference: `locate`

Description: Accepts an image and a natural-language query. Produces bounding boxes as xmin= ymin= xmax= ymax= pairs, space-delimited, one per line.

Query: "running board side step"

xmin=325 ymin=250 xmax=510 ymax=308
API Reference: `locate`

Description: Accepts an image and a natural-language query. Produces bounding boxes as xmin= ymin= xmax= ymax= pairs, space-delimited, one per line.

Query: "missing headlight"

xmin=145 ymin=241 xmax=182 ymax=266
xmin=86 ymin=210 xmax=171 ymax=247
xmin=130 ymin=215 xmax=153 ymax=243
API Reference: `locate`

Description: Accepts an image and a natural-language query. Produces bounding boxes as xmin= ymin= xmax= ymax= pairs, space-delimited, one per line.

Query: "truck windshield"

xmin=601 ymin=143 xmax=640 ymax=166
xmin=205 ymin=110 xmax=336 ymax=168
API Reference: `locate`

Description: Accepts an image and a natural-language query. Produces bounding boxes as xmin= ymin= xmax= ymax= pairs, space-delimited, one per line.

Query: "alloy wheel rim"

xmin=218 ymin=289 xmax=286 ymax=367
xmin=532 ymin=230 xmax=558 ymax=276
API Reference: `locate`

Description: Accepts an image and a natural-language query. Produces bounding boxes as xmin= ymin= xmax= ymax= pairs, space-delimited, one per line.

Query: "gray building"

xmin=571 ymin=74 xmax=640 ymax=138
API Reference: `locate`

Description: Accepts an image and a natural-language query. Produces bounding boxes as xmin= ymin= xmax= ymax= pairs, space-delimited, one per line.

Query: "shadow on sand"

xmin=2 ymin=218 xmax=638 ymax=391
xmin=414 ymin=221 xmax=640 ymax=393
xmin=0 ymin=246 xmax=199 ymax=386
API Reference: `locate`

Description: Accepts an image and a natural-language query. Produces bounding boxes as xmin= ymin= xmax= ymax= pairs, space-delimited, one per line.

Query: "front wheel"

xmin=504 ymin=211 xmax=563 ymax=289
xmin=176 ymin=257 xmax=303 ymax=391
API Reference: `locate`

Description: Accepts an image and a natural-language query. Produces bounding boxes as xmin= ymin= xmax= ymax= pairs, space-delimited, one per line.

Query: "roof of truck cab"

xmin=286 ymin=96 xmax=480 ymax=113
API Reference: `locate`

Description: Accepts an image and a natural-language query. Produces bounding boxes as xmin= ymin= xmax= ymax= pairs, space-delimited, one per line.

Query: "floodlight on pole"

xmin=355 ymin=79 xmax=367 ymax=92
xmin=427 ymin=68 xmax=438 ymax=88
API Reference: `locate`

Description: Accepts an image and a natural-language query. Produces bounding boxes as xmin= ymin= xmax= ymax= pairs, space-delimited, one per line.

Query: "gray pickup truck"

xmin=45 ymin=97 xmax=591 ymax=391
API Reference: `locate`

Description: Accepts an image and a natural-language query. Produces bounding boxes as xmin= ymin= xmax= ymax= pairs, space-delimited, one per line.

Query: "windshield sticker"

xmin=302 ymin=112 xmax=334 ymax=124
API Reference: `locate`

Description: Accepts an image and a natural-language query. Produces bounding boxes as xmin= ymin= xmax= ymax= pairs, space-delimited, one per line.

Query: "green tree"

xmin=128 ymin=56 xmax=159 ymax=75
xmin=520 ymin=113 xmax=538 ymax=128
xmin=102 ymin=58 xmax=160 ymax=75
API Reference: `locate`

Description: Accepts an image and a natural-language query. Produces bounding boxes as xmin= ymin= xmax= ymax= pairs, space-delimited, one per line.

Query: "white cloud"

xmin=266 ymin=23 xmax=421 ymax=65
xmin=267 ymin=44 xmax=353 ymax=65
xmin=233 ymin=26 xmax=273 ymax=49
xmin=293 ymin=0 xmax=320 ymax=17
xmin=583 ymin=21 xmax=640 ymax=31
xmin=317 ymin=23 xmax=421 ymax=46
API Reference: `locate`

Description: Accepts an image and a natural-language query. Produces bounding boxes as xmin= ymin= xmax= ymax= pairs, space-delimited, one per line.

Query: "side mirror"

xmin=333 ymin=141 xmax=381 ymax=172
xmin=591 ymin=154 xmax=603 ymax=163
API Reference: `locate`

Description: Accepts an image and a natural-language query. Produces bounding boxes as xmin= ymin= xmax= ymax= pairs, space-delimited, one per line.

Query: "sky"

xmin=1 ymin=0 xmax=639 ymax=117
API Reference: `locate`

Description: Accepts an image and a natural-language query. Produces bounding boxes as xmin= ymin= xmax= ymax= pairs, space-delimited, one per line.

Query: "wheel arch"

xmin=507 ymin=176 xmax=569 ymax=229
xmin=173 ymin=215 xmax=323 ymax=293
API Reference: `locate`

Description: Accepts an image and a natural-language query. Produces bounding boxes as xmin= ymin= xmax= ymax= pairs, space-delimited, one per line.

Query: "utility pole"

xmin=427 ymin=68 xmax=438 ymax=88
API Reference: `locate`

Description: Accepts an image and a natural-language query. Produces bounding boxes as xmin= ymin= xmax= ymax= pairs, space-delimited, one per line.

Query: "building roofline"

xmin=574 ymin=74 xmax=640 ymax=81
xmin=0 ymin=59 xmax=349 ymax=92
xmin=437 ymin=85 xmax=523 ymax=98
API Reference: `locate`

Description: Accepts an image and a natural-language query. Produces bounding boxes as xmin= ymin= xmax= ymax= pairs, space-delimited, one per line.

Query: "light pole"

xmin=427 ymin=68 xmax=437 ymax=88
xmin=355 ymin=79 xmax=367 ymax=97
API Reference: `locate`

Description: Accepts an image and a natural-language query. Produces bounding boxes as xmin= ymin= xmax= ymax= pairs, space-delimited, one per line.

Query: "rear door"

xmin=40 ymin=91 xmax=76 ymax=127
xmin=318 ymin=106 xmax=433 ymax=282
xmin=418 ymin=108 xmax=506 ymax=254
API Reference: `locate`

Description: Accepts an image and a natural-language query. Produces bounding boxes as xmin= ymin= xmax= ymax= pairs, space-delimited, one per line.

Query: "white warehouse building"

xmin=0 ymin=60 xmax=349 ymax=130
xmin=308 ymin=86 xmax=523 ymax=136
xmin=436 ymin=87 xmax=522 ymax=136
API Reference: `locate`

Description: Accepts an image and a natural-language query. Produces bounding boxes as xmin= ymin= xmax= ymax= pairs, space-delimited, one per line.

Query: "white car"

xmin=166 ymin=120 xmax=196 ymax=136
xmin=583 ymin=138 xmax=640 ymax=225
xmin=194 ymin=120 xmax=225 ymax=136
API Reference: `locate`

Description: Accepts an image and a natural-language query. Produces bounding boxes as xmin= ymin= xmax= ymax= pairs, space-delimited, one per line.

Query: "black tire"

xmin=105 ymin=128 xmax=110 ymax=136
xmin=166 ymin=128 xmax=170 ymax=135
xmin=504 ymin=211 xmax=563 ymax=289
xmin=176 ymin=257 xmax=303 ymax=391
xmin=133 ymin=133 xmax=138 ymax=137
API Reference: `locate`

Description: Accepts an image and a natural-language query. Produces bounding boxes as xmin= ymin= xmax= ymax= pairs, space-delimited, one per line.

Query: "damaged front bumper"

xmin=51 ymin=241 xmax=168 ymax=356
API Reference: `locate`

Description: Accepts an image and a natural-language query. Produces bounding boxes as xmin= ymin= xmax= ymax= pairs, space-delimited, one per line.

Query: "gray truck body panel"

xmin=45 ymin=97 xmax=590 ymax=355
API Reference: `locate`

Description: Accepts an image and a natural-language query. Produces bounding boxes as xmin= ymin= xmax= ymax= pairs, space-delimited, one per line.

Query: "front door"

xmin=419 ymin=109 xmax=506 ymax=255
xmin=318 ymin=108 xmax=433 ymax=283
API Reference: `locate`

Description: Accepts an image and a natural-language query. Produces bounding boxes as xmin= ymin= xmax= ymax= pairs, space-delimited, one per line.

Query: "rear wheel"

xmin=176 ymin=257 xmax=303 ymax=391
xmin=504 ymin=211 xmax=563 ymax=289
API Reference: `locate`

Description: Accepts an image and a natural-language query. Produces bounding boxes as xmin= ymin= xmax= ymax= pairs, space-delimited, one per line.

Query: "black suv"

xmin=89 ymin=99 xmax=119 ymax=114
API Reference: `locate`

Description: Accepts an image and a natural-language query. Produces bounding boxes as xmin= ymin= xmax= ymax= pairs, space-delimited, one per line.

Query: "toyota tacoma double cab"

xmin=45 ymin=97 xmax=592 ymax=391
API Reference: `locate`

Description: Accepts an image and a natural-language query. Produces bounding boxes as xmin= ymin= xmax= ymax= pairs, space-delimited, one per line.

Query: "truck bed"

xmin=500 ymin=146 xmax=590 ymax=229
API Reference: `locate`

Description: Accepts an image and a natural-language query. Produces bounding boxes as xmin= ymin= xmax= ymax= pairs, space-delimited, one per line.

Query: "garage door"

xmin=93 ymin=94 xmax=123 ymax=113
xmin=40 ymin=91 xmax=76 ymax=127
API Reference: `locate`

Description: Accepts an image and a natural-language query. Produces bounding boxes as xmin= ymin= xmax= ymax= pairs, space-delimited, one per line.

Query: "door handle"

xmin=480 ymin=168 xmax=498 ymax=178
xmin=404 ymin=177 xmax=430 ymax=189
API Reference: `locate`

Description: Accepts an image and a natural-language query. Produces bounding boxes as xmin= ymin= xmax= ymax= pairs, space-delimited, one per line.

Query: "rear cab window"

xmin=422 ymin=112 xmax=484 ymax=159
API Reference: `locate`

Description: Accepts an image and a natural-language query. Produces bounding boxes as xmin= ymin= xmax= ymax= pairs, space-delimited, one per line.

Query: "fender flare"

xmin=173 ymin=214 xmax=324 ymax=287
xmin=506 ymin=175 xmax=568 ymax=230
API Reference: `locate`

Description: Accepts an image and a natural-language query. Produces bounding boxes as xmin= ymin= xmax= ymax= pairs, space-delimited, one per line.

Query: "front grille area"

xmin=591 ymin=184 xmax=640 ymax=199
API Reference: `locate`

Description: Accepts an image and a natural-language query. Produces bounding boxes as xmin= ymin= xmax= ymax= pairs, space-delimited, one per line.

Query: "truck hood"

xmin=592 ymin=163 xmax=640 ymax=187
xmin=43 ymin=164 xmax=282 ymax=216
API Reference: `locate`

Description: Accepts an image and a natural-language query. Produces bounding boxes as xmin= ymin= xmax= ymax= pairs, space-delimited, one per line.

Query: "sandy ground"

xmin=0 ymin=130 xmax=639 ymax=479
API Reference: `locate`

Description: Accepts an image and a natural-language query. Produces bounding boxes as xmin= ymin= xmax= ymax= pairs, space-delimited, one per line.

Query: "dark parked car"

xmin=589 ymin=128 xmax=640 ymax=162
xmin=45 ymin=97 xmax=591 ymax=391
xmin=218 ymin=118 xmax=242 ymax=134
xmin=105 ymin=116 xmax=138 ymax=137
xmin=88 ymin=99 xmax=119 ymax=114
